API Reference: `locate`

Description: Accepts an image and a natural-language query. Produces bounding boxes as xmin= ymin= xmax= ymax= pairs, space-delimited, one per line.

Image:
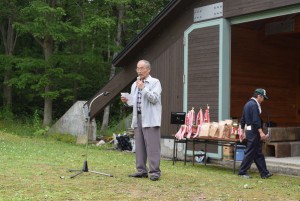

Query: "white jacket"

xmin=128 ymin=75 xmax=162 ymax=128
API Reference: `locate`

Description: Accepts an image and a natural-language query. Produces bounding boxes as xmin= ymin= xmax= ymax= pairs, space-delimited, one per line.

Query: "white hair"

xmin=139 ymin=60 xmax=151 ymax=70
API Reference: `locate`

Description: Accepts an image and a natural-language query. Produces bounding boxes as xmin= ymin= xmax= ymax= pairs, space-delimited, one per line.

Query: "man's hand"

xmin=121 ymin=96 xmax=128 ymax=103
xmin=239 ymin=129 xmax=245 ymax=142
xmin=259 ymin=130 xmax=268 ymax=141
xmin=136 ymin=79 xmax=145 ymax=89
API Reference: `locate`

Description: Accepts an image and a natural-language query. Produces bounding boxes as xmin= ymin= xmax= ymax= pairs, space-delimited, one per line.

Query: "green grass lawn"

xmin=0 ymin=131 xmax=299 ymax=201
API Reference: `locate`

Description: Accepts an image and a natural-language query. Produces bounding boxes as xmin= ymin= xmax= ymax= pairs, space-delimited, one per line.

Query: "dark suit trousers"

xmin=238 ymin=130 xmax=269 ymax=177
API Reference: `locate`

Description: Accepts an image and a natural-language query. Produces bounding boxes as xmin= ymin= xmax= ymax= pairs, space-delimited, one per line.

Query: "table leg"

xmin=184 ymin=139 xmax=187 ymax=165
xmin=233 ymin=143 xmax=237 ymax=174
xmin=192 ymin=139 xmax=195 ymax=165
xmin=204 ymin=142 xmax=207 ymax=166
xmin=172 ymin=138 xmax=176 ymax=165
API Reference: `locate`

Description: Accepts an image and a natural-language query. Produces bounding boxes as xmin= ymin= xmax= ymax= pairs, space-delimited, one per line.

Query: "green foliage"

xmin=31 ymin=109 xmax=50 ymax=136
xmin=0 ymin=0 xmax=172 ymax=128
xmin=46 ymin=132 xmax=77 ymax=144
xmin=0 ymin=118 xmax=36 ymax=137
xmin=32 ymin=109 xmax=41 ymax=130
xmin=0 ymin=107 xmax=14 ymax=121
xmin=33 ymin=126 xmax=49 ymax=136
xmin=15 ymin=1 xmax=73 ymax=42
xmin=102 ymin=117 xmax=128 ymax=137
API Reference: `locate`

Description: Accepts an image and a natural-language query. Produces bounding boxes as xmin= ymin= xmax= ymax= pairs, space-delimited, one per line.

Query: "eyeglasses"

xmin=136 ymin=67 xmax=147 ymax=71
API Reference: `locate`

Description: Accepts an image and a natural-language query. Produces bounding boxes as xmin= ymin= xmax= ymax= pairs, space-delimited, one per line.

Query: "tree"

xmin=0 ymin=0 xmax=28 ymax=110
xmin=15 ymin=0 xmax=75 ymax=126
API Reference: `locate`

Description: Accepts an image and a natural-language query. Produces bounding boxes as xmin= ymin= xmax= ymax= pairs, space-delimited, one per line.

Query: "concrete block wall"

xmin=47 ymin=101 xmax=97 ymax=143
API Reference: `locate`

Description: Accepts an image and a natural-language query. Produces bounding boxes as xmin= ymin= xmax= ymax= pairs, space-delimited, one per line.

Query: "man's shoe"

xmin=261 ymin=172 xmax=273 ymax=179
xmin=238 ymin=174 xmax=252 ymax=179
xmin=128 ymin=172 xmax=148 ymax=178
xmin=150 ymin=176 xmax=159 ymax=181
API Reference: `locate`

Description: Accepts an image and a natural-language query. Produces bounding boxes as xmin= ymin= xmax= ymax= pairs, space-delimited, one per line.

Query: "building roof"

xmin=112 ymin=0 xmax=188 ymax=67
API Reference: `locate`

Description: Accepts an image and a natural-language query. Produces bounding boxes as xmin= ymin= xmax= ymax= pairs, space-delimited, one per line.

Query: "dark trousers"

xmin=238 ymin=130 xmax=269 ymax=177
xmin=134 ymin=114 xmax=161 ymax=177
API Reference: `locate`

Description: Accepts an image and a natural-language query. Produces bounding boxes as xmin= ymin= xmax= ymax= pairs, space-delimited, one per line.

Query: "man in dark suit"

xmin=238 ymin=88 xmax=273 ymax=179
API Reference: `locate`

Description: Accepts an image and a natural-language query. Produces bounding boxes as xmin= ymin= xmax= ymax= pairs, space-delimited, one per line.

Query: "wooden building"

xmin=90 ymin=0 xmax=300 ymax=143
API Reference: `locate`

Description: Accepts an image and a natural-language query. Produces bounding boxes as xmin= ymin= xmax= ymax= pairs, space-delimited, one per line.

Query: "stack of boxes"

xmin=223 ymin=145 xmax=246 ymax=161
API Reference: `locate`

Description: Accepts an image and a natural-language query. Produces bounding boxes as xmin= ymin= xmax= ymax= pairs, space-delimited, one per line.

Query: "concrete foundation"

xmin=47 ymin=101 xmax=97 ymax=143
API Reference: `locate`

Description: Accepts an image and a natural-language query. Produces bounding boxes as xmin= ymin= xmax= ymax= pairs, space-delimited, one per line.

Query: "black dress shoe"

xmin=150 ymin=176 xmax=159 ymax=181
xmin=128 ymin=172 xmax=148 ymax=178
xmin=261 ymin=172 xmax=273 ymax=179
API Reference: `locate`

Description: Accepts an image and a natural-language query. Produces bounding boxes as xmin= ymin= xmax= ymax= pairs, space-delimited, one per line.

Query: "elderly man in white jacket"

xmin=121 ymin=59 xmax=162 ymax=181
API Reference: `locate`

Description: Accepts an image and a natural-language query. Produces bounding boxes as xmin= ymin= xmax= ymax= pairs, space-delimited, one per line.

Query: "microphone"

xmin=104 ymin=91 xmax=109 ymax=96
xmin=137 ymin=76 xmax=144 ymax=83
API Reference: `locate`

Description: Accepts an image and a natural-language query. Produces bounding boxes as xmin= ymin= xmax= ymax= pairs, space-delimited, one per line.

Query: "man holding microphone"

xmin=121 ymin=59 xmax=162 ymax=181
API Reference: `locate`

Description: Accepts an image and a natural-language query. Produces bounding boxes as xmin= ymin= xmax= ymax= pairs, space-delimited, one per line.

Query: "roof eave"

xmin=112 ymin=0 xmax=184 ymax=67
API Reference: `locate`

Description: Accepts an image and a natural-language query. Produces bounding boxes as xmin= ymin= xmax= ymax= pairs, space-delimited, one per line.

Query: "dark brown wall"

xmin=224 ymin=0 xmax=300 ymax=18
xmin=188 ymin=26 xmax=220 ymax=122
xmin=231 ymin=25 xmax=300 ymax=126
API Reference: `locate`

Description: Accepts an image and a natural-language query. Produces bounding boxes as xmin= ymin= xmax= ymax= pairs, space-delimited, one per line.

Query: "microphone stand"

xmin=69 ymin=91 xmax=113 ymax=178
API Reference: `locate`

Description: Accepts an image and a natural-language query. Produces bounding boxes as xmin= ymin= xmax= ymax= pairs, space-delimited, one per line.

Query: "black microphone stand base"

xmin=69 ymin=160 xmax=113 ymax=178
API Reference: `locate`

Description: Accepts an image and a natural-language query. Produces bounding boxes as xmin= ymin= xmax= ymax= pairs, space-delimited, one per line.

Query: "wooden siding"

xmin=224 ymin=0 xmax=300 ymax=18
xmin=231 ymin=24 xmax=300 ymax=126
xmin=151 ymin=38 xmax=185 ymax=137
xmin=188 ymin=26 xmax=219 ymax=122
xmin=88 ymin=67 xmax=136 ymax=119
xmin=187 ymin=26 xmax=220 ymax=153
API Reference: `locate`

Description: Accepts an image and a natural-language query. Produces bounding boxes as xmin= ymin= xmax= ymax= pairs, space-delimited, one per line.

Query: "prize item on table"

xmin=175 ymin=108 xmax=194 ymax=140
xmin=175 ymin=108 xmax=203 ymax=140
xmin=175 ymin=105 xmax=212 ymax=139
xmin=204 ymin=104 xmax=210 ymax=123
xmin=195 ymin=105 xmax=211 ymax=138
xmin=186 ymin=108 xmax=196 ymax=138
xmin=209 ymin=122 xmax=219 ymax=137
xmin=222 ymin=119 xmax=233 ymax=139
xmin=231 ymin=120 xmax=239 ymax=139
xmin=218 ymin=121 xmax=226 ymax=138
xmin=192 ymin=108 xmax=204 ymax=138
xmin=199 ymin=122 xmax=211 ymax=137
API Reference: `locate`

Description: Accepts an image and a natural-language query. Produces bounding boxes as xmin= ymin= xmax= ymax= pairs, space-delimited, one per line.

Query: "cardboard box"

xmin=223 ymin=145 xmax=233 ymax=160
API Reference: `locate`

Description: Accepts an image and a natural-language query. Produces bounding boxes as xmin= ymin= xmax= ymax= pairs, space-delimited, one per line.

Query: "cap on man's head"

xmin=255 ymin=88 xmax=268 ymax=99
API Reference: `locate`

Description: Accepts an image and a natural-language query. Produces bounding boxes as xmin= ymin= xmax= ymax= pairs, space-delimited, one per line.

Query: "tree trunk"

xmin=3 ymin=72 xmax=12 ymax=108
xmin=100 ymin=4 xmax=124 ymax=133
xmin=42 ymin=37 xmax=54 ymax=126
xmin=0 ymin=16 xmax=17 ymax=110
xmin=43 ymin=85 xmax=53 ymax=126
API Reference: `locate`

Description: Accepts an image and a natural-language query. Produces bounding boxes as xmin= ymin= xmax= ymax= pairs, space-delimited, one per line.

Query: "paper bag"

xmin=218 ymin=121 xmax=226 ymax=138
xmin=222 ymin=124 xmax=231 ymax=139
xmin=199 ymin=123 xmax=210 ymax=137
xmin=209 ymin=122 xmax=219 ymax=137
